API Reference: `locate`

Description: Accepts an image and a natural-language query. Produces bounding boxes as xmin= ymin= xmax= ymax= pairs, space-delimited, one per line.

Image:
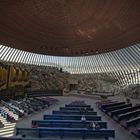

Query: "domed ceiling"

xmin=0 ymin=0 xmax=140 ymax=56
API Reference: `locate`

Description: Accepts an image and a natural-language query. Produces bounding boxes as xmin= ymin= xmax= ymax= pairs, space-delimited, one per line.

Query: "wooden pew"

xmin=0 ymin=107 xmax=16 ymax=122
xmin=0 ymin=138 xmax=79 ymax=140
xmin=31 ymin=120 xmax=107 ymax=129
xmin=110 ymin=105 xmax=140 ymax=117
xmin=65 ymin=104 xmax=91 ymax=108
xmin=59 ymin=107 xmax=94 ymax=111
xmin=96 ymin=101 xmax=115 ymax=109
xmin=122 ymin=116 xmax=140 ymax=129
xmin=117 ymin=109 xmax=140 ymax=121
xmin=1 ymin=100 xmax=24 ymax=118
xmin=104 ymin=104 xmax=132 ymax=113
xmin=52 ymin=110 xmax=97 ymax=115
xmin=16 ymin=127 xmax=115 ymax=139
xmin=100 ymin=102 xmax=125 ymax=111
xmin=0 ymin=138 xmax=21 ymax=140
xmin=43 ymin=115 xmax=101 ymax=121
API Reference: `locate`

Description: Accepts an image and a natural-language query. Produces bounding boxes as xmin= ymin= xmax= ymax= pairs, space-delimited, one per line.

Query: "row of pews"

xmin=97 ymin=100 xmax=140 ymax=139
xmin=16 ymin=100 xmax=115 ymax=139
xmin=0 ymin=97 xmax=59 ymax=125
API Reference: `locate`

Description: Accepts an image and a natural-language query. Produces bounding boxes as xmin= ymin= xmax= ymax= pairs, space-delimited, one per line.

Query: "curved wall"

xmin=0 ymin=44 xmax=140 ymax=86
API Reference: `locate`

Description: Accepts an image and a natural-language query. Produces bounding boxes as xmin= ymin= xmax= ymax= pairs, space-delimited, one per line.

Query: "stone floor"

xmin=1 ymin=94 xmax=139 ymax=140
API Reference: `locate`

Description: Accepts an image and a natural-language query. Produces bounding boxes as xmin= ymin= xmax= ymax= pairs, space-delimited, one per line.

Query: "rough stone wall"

xmin=69 ymin=73 xmax=118 ymax=93
xmin=121 ymin=84 xmax=140 ymax=99
xmin=28 ymin=66 xmax=69 ymax=90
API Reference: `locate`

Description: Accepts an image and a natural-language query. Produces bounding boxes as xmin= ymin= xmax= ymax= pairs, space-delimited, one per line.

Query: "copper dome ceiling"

xmin=0 ymin=0 xmax=140 ymax=56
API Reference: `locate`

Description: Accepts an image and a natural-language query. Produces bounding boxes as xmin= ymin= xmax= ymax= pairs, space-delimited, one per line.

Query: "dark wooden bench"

xmin=1 ymin=100 xmax=24 ymax=118
xmin=0 ymin=138 xmax=22 ymax=140
xmin=0 ymin=138 xmax=75 ymax=140
xmin=101 ymin=102 xmax=125 ymax=111
xmin=16 ymin=127 xmax=115 ymax=139
xmin=65 ymin=104 xmax=91 ymax=108
xmin=121 ymin=116 xmax=140 ymax=129
xmin=52 ymin=110 xmax=97 ymax=115
xmin=110 ymin=105 xmax=140 ymax=117
xmin=117 ymin=109 xmax=140 ymax=121
xmin=104 ymin=104 xmax=132 ymax=113
xmin=32 ymin=120 xmax=107 ymax=129
xmin=97 ymin=101 xmax=115 ymax=109
xmin=59 ymin=107 xmax=93 ymax=111
xmin=43 ymin=115 xmax=101 ymax=121
xmin=0 ymin=107 xmax=16 ymax=122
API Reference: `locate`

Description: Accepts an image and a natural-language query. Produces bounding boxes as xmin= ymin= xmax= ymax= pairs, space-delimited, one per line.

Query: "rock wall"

xmin=121 ymin=84 xmax=140 ymax=99
xmin=69 ymin=73 xmax=118 ymax=93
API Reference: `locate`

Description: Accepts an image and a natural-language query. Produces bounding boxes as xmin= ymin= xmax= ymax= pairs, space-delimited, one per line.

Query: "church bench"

xmin=0 ymin=138 xmax=70 ymax=140
xmin=31 ymin=120 xmax=107 ymax=129
xmin=26 ymin=99 xmax=46 ymax=110
xmin=10 ymin=99 xmax=31 ymax=114
xmin=121 ymin=116 xmax=140 ymax=129
xmin=104 ymin=104 xmax=132 ymax=113
xmin=35 ymin=97 xmax=58 ymax=106
xmin=43 ymin=114 xmax=101 ymax=121
xmin=23 ymin=101 xmax=39 ymax=111
xmin=116 ymin=109 xmax=140 ymax=121
xmin=59 ymin=107 xmax=93 ymax=111
xmin=65 ymin=104 xmax=91 ymax=108
xmin=68 ymin=101 xmax=87 ymax=105
xmin=1 ymin=100 xmax=24 ymax=118
xmin=64 ymin=106 xmax=92 ymax=109
xmin=96 ymin=100 xmax=115 ymax=108
xmin=100 ymin=102 xmax=125 ymax=111
xmin=16 ymin=127 xmax=115 ymax=139
xmin=28 ymin=98 xmax=47 ymax=106
xmin=109 ymin=105 xmax=140 ymax=117
xmin=52 ymin=110 xmax=97 ymax=115
xmin=0 ymin=107 xmax=16 ymax=122
xmin=0 ymin=138 xmax=21 ymax=140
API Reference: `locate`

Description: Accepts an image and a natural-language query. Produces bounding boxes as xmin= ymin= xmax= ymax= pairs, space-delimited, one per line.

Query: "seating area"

xmin=16 ymin=100 xmax=115 ymax=139
xmin=98 ymin=100 xmax=140 ymax=139
xmin=0 ymin=97 xmax=58 ymax=126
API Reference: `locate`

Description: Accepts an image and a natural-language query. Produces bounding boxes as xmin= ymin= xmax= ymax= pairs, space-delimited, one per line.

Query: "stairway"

xmin=0 ymin=116 xmax=16 ymax=137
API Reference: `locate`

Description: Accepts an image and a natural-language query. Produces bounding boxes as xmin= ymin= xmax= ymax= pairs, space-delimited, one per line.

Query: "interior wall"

xmin=69 ymin=74 xmax=118 ymax=93
xmin=119 ymin=84 xmax=140 ymax=99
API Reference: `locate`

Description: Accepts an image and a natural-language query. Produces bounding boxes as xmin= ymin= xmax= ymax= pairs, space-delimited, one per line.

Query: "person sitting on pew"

xmin=31 ymin=121 xmax=38 ymax=128
xmin=80 ymin=107 xmax=87 ymax=114
xmin=88 ymin=122 xmax=100 ymax=130
xmin=95 ymin=122 xmax=101 ymax=130
xmin=88 ymin=121 xmax=95 ymax=129
xmin=81 ymin=115 xmax=86 ymax=121
xmin=80 ymin=107 xmax=85 ymax=113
